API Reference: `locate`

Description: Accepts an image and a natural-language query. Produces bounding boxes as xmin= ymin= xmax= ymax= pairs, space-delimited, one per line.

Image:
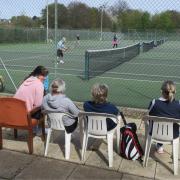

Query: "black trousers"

xmin=64 ymin=118 xmax=78 ymax=134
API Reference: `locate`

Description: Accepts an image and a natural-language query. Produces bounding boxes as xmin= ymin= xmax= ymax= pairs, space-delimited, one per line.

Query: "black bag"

xmin=119 ymin=112 xmax=144 ymax=161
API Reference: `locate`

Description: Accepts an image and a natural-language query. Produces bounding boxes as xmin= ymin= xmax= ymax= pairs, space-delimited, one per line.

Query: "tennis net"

xmin=84 ymin=43 xmax=140 ymax=79
xmin=142 ymin=40 xmax=154 ymax=52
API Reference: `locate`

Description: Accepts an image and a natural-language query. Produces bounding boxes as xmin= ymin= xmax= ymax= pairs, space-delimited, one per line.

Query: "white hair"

xmin=62 ymin=37 xmax=66 ymax=42
xmin=50 ymin=79 xmax=66 ymax=93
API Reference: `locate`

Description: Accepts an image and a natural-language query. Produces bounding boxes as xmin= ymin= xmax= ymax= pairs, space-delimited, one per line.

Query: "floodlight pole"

xmin=46 ymin=0 xmax=49 ymax=43
xmin=55 ymin=0 xmax=58 ymax=47
xmin=99 ymin=4 xmax=107 ymax=41
xmin=100 ymin=6 xmax=104 ymax=41
xmin=54 ymin=0 xmax=58 ymax=78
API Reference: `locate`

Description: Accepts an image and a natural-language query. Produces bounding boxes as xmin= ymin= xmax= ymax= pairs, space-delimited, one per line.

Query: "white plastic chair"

xmin=143 ymin=115 xmax=180 ymax=175
xmin=44 ymin=112 xmax=75 ymax=160
xmin=79 ymin=112 xmax=121 ymax=167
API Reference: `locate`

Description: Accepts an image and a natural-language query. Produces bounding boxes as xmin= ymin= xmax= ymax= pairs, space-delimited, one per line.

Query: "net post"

xmin=84 ymin=51 xmax=89 ymax=80
xmin=123 ymin=48 xmax=126 ymax=59
xmin=138 ymin=43 xmax=141 ymax=54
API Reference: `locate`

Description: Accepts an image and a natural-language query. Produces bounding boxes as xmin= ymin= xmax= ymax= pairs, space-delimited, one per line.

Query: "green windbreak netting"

xmin=156 ymin=39 xmax=165 ymax=46
xmin=142 ymin=41 xmax=154 ymax=52
xmin=84 ymin=43 xmax=140 ymax=79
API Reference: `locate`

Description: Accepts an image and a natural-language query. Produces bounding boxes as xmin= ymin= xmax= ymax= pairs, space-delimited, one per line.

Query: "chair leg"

xmin=28 ymin=129 xmax=33 ymax=154
xmin=81 ymin=132 xmax=88 ymax=161
xmin=79 ymin=116 xmax=84 ymax=147
xmin=107 ymin=133 xmax=114 ymax=168
xmin=65 ymin=132 xmax=71 ymax=160
xmin=144 ymin=122 xmax=148 ymax=150
xmin=172 ymin=139 xmax=179 ymax=175
xmin=41 ymin=120 xmax=45 ymax=141
xmin=44 ymin=128 xmax=52 ymax=156
xmin=116 ymin=123 xmax=120 ymax=154
xmin=0 ymin=127 xmax=2 ymax=149
xmin=14 ymin=129 xmax=18 ymax=139
xmin=143 ymin=135 xmax=152 ymax=167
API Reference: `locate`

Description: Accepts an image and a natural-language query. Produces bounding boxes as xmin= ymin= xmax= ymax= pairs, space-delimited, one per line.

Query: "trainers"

xmin=60 ymin=60 xmax=64 ymax=64
xmin=156 ymin=145 xmax=164 ymax=154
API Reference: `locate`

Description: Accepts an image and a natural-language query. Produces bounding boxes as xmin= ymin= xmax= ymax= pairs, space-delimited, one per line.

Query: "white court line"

xmin=126 ymin=62 xmax=180 ymax=67
xmin=3 ymin=64 xmax=84 ymax=72
xmin=0 ymin=68 xmax=54 ymax=76
xmin=1 ymin=68 xmax=180 ymax=84
xmin=52 ymin=71 xmax=180 ymax=84
xmin=105 ymin=72 xmax=180 ymax=79
xmin=4 ymin=56 xmax=180 ymax=69
xmin=3 ymin=63 xmax=176 ymax=77
xmin=1 ymin=65 xmax=180 ymax=80
xmin=4 ymin=54 xmax=50 ymax=62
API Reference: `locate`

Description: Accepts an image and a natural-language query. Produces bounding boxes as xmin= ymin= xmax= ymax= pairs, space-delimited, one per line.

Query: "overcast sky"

xmin=0 ymin=0 xmax=180 ymax=19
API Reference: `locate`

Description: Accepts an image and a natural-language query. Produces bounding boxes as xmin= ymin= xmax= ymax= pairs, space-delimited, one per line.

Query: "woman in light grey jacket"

xmin=42 ymin=79 xmax=79 ymax=133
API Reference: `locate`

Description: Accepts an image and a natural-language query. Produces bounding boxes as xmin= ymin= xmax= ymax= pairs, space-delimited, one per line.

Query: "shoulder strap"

xmin=119 ymin=111 xmax=127 ymax=125
xmin=148 ymin=99 xmax=156 ymax=113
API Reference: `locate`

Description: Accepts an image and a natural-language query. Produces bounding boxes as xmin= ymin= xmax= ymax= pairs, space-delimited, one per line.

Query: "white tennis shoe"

xmin=60 ymin=60 xmax=64 ymax=64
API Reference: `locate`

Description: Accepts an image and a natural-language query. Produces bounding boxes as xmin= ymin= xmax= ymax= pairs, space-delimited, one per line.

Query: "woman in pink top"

xmin=14 ymin=66 xmax=49 ymax=112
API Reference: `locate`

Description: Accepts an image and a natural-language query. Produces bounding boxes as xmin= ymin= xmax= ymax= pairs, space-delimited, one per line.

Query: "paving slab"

xmin=68 ymin=165 xmax=123 ymax=180
xmin=85 ymin=139 xmax=122 ymax=170
xmin=15 ymin=157 xmax=77 ymax=180
xmin=155 ymin=158 xmax=180 ymax=180
xmin=0 ymin=150 xmax=35 ymax=179
xmin=43 ymin=130 xmax=83 ymax=163
xmin=121 ymin=174 xmax=152 ymax=180
xmin=119 ymin=157 xmax=156 ymax=179
xmin=3 ymin=136 xmax=45 ymax=155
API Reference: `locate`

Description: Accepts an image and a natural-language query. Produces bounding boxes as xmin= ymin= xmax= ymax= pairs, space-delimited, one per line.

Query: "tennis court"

xmin=1 ymin=39 xmax=180 ymax=108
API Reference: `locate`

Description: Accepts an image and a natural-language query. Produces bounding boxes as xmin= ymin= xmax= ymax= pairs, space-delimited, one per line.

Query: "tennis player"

xmin=112 ymin=34 xmax=118 ymax=48
xmin=76 ymin=34 xmax=80 ymax=46
xmin=57 ymin=37 xmax=68 ymax=64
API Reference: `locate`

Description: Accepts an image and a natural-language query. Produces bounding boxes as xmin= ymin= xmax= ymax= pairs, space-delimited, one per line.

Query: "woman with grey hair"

xmin=148 ymin=80 xmax=180 ymax=153
xmin=42 ymin=79 xmax=79 ymax=133
xmin=83 ymin=83 xmax=120 ymax=131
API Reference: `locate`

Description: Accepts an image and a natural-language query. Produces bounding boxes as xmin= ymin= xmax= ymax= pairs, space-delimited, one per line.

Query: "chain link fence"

xmin=0 ymin=0 xmax=180 ymax=108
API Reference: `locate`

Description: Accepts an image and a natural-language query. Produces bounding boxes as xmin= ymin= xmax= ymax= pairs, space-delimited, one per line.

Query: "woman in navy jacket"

xmin=84 ymin=83 xmax=119 ymax=131
xmin=148 ymin=80 xmax=180 ymax=153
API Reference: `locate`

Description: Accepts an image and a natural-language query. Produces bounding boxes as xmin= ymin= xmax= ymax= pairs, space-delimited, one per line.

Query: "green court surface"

xmin=0 ymin=40 xmax=180 ymax=109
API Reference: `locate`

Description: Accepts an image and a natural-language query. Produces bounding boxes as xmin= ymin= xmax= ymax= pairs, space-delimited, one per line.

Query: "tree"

xmin=167 ymin=10 xmax=180 ymax=29
xmin=32 ymin=16 xmax=41 ymax=27
xmin=89 ymin=8 xmax=99 ymax=29
xmin=68 ymin=2 xmax=92 ymax=29
xmin=11 ymin=15 xmax=33 ymax=27
xmin=110 ymin=0 xmax=129 ymax=16
xmin=141 ymin=12 xmax=151 ymax=30
xmin=151 ymin=11 xmax=175 ymax=31
xmin=41 ymin=3 xmax=68 ymax=28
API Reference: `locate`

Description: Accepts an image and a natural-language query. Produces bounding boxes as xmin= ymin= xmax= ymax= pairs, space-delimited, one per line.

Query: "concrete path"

xmin=0 ymin=150 xmax=151 ymax=180
xmin=0 ymin=118 xmax=180 ymax=179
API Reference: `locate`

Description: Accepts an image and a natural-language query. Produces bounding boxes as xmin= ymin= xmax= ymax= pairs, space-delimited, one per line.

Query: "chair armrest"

xmin=29 ymin=107 xmax=45 ymax=122
xmin=29 ymin=107 xmax=41 ymax=116
xmin=43 ymin=110 xmax=77 ymax=119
